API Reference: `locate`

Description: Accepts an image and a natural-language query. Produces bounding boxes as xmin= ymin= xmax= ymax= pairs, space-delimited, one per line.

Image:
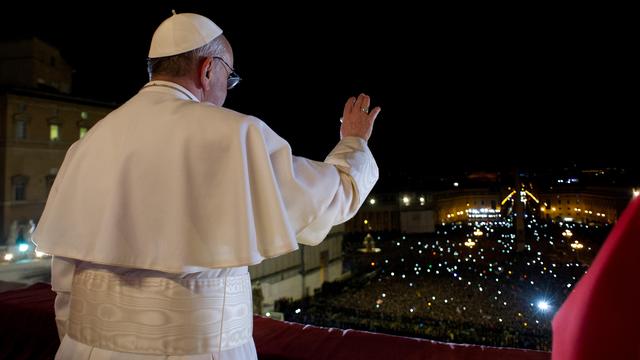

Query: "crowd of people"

xmin=277 ymin=216 xmax=608 ymax=351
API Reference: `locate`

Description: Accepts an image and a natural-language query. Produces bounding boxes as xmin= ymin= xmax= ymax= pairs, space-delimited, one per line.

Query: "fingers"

xmin=368 ymin=106 xmax=381 ymax=123
xmin=360 ymin=94 xmax=370 ymax=114
xmin=344 ymin=96 xmax=356 ymax=115
xmin=344 ymin=93 xmax=379 ymax=119
xmin=353 ymin=94 xmax=369 ymax=114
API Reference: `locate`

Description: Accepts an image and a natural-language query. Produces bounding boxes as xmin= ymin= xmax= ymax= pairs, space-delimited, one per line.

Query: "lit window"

xmin=50 ymin=124 xmax=60 ymax=141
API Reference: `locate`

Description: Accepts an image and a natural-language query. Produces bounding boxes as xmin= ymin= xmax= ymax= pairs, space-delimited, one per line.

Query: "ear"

xmin=199 ymin=57 xmax=214 ymax=91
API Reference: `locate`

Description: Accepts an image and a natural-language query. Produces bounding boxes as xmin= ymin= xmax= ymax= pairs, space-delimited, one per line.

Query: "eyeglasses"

xmin=212 ymin=56 xmax=241 ymax=89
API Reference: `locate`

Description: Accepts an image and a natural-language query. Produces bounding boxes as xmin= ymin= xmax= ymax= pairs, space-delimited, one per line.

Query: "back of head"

xmin=146 ymin=12 xmax=227 ymax=79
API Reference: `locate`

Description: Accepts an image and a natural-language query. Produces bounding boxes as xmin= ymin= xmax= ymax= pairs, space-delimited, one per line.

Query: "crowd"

xmin=277 ymin=216 xmax=608 ymax=351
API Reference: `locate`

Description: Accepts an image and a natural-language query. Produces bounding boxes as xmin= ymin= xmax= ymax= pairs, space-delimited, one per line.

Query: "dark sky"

xmin=1 ymin=2 xmax=635 ymax=178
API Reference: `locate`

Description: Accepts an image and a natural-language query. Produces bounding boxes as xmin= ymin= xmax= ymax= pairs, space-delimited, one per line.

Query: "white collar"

xmin=141 ymin=80 xmax=200 ymax=102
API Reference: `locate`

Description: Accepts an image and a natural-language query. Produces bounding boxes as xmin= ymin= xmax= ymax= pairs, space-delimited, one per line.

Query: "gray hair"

xmin=147 ymin=37 xmax=226 ymax=79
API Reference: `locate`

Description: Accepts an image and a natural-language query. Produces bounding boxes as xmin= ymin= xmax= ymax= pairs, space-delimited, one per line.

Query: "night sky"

xmin=1 ymin=3 xmax=635 ymax=181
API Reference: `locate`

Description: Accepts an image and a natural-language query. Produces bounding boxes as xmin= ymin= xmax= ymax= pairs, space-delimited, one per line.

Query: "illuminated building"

xmin=0 ymin=39 xmax=114 ymax=244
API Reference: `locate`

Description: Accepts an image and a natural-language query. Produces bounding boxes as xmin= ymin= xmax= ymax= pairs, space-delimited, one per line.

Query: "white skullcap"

xmin=148 ymin=12 xmax=223 ymax=58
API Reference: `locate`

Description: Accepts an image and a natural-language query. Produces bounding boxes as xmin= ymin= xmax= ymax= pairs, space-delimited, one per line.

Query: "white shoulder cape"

xmin=33 ymin=82 xmax=378 ymax=272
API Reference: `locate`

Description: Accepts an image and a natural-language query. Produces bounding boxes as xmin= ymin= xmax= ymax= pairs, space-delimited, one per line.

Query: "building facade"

xmin=345 ymin=185 xmax=631 ymax=234
xmin=249 ymin=225 xmax=346 ymax=314
xmin=0 ymin=38 xmax=114 ymax=245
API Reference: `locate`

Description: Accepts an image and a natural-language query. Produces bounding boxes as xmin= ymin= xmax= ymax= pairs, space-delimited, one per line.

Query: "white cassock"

xmin=33 ymin=80 xmax=378 ymax=359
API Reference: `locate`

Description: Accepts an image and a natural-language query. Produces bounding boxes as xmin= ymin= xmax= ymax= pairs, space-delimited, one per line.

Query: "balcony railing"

xmin=0 ymin=282 xmax=550 ymax=359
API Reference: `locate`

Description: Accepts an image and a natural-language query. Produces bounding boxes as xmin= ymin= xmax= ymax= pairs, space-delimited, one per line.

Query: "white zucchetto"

xmin=148 ymin=12 xmax=223 ymax=58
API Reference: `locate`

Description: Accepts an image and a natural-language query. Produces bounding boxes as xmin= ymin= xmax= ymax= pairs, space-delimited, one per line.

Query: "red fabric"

xmin=0 ymin=282 xmax=59 ymax=360
xmin=253 ymin=317 xmax=549 ymax=360
xmin=0 ymin=283 xmax=550 ymax=360
xmin=552 ymin=198 xmax=640 ymax=359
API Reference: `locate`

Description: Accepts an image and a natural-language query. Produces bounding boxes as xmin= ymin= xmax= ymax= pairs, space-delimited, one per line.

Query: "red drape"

xmin=552 ymin=198 xmax=640 ymax=359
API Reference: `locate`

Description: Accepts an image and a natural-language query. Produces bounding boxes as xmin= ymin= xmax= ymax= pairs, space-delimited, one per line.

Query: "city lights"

xmin=536 ymin=300 xmax=550 ymax=312
xmin=571 ymin=241 xmax=584 ymax=250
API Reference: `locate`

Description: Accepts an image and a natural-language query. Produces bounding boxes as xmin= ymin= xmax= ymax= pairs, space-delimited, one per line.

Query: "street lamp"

xmin=570 ymin=240 xmax=584 ymax=250
xmin=402 ymin=196 xmax=410 ymax=206
xmin=571 ymin=240 xmax=584 ymax=263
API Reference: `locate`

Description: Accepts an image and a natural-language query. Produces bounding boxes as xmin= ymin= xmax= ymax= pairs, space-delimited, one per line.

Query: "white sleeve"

xmin=51 ymin=256 xmax=76 ymax=341
xmin=296 ymin=136 xmax=378 ymax=245
xmin=257 ymin=119 xmax=378 ymax=246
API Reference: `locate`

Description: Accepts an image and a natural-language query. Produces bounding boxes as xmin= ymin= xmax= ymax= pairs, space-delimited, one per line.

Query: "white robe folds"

xmin=33 ymin=80 xmax=378 ymax=272
xmin=34 ymin=81 xmax=378 ymax=359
